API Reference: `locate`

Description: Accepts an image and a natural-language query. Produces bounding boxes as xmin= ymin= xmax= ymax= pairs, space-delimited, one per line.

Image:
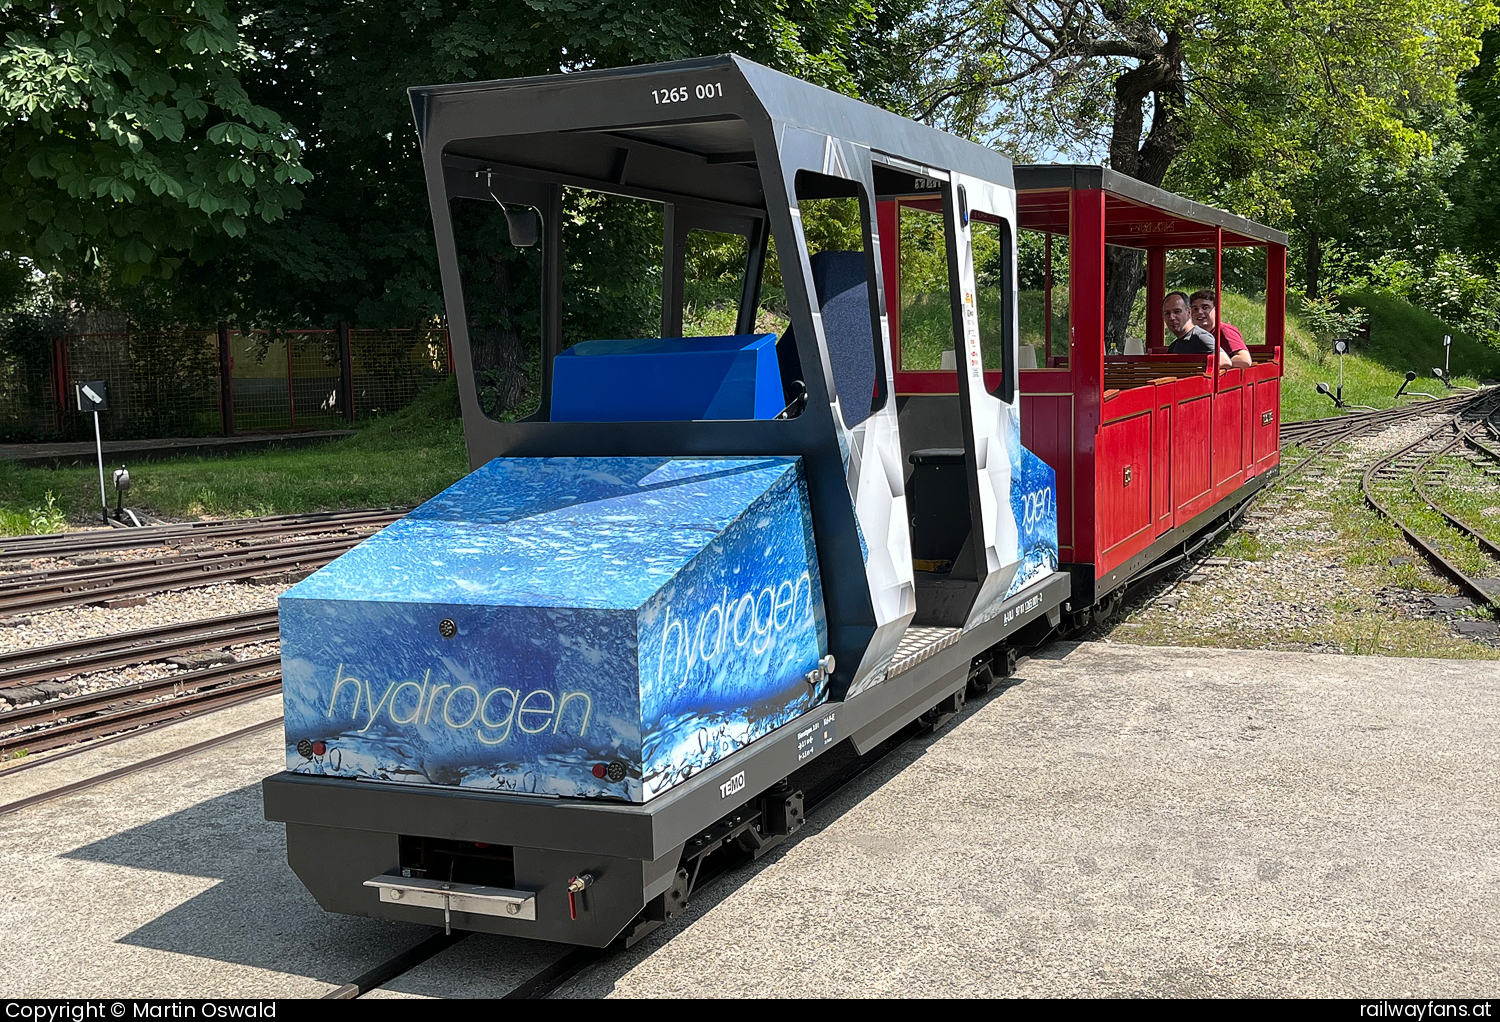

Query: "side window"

xmin=448 ymin=196 xmax=545 ymax=422
xmin=970 ymin=214 xmax=1016 ymax=402
xmin=896 ymin=201 xmax=954 ymax=371
xmin=1017 ymin=227 xmax=1068 ymax=366
xmin=794 ymin=170 xmax=887 ymax=429
xmin=561 ymin=189 xmax=664 ymax=350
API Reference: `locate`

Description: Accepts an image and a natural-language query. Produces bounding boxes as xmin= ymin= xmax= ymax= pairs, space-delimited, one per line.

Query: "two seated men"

xmin=1163 ymin=289 xmax=1252 ymax=369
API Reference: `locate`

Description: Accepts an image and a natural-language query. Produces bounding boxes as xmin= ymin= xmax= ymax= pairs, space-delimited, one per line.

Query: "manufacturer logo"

xmin=719 ymin=771 xmax=746 ymax=799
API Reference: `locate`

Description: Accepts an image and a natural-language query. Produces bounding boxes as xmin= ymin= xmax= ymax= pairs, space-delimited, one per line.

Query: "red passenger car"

xmin=881 ymin=164 xmax=1288 ymax=624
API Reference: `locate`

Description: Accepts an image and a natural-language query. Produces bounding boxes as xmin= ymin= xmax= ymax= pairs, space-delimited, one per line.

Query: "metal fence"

xmin=0 ymin=326 xmax=453 ymax=442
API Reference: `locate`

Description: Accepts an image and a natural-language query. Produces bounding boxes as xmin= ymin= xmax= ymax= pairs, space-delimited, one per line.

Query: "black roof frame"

xmin=409 ymin=54 xmax=1018 ymax=696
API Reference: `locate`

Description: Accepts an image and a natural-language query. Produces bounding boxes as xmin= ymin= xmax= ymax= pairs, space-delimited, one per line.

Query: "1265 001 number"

xmin=652 ymin=82 xmax=723 ymax=104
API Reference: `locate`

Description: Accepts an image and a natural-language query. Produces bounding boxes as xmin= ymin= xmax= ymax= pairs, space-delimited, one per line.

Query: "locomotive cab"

xmin=262 ymin=54 xmax=1075 ymax=947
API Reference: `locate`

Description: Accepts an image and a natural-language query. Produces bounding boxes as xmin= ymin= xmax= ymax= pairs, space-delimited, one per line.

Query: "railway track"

xmin=1121 ymin=391 xmax=1494 ymax=618
xmin=0 ymin=533 xmax=371 ymax=618
xmin=0 ymin=508 xmax=402 ymax=562
xmin=0 ymin=656 xmax=282 ymax=759
xmin=1277 ymin=393 xmax=1474 ymax=455
xmin=1360 ymin=395 xmax=1500 ymax=611
xmin=0 ymin=510 xmax=396 ymax=764
xmin=0 ymin=608 xmax=278 ymax=687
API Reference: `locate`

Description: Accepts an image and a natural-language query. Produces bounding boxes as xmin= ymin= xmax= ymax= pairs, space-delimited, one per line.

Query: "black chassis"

xmin=262 ymin=571 xmax=1068 ymax=947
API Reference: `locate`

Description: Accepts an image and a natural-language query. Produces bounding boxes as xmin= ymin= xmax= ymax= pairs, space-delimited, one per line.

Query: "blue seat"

xmin=550 ymin=333 xmax=784 ymax=422
xmin=809 ymin=251 xmax=877 ymax=428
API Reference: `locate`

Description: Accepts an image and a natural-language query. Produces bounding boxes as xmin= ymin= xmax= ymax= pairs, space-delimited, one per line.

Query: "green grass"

xmin=1279 ymin=290 xmax=1500 ymax=422
xmin=0 ymin=377 xmax=467 ymax=528
xmin=1425 ymin=454 xmax=1500 ymax=549
xmin=0 ymin=490 xmax=68 ymax=536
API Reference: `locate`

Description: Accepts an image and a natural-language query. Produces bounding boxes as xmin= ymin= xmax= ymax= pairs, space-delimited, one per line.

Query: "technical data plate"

xmin=794 ymin=707 xmax=838 ymax=765
xmin=886 ymin=626 xmax=962 ymax=681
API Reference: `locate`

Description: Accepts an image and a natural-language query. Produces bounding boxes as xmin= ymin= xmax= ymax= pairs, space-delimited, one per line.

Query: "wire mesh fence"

xmin=350 ymin=328 xmax=453 ymax=418
xmin=0 ymin=327 xmax=453 ymax=442
xmin=0 ymin=343 xmax=60 ymax=443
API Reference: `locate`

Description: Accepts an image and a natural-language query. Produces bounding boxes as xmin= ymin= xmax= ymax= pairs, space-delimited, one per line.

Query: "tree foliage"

xmin=1451 ymin=27 xmax=1500 ymax=265
xmin=0 ymin=0 xmax=312 ymax=283
xmin=892 ymin=0 xmax=1497 ymax=335
xmin=140 ymin=0 xmax=908 ymax=327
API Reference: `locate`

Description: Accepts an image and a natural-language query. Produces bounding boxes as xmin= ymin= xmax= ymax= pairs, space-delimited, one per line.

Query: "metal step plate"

xmin=364 ymin=874 xmax=537 ymax=921
xmin=886 ymin=626 xmax=961 ymax=680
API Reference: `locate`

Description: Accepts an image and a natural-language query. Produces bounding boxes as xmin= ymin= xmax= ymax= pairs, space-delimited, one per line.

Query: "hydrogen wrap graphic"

xmin=1005 ymin=416 xmax=1060 ymax=600
xmin=279 ymin=456 xmax=829 ymax=803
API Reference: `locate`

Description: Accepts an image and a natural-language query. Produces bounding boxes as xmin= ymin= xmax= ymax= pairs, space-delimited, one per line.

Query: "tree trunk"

xmin=1098 ymin=25 xmax=1192 ymax=346
xmin=1305 ymin=230 xmax=1322 ymax=299
xmin=1104 ymin=247 xmax=1145 ymax=351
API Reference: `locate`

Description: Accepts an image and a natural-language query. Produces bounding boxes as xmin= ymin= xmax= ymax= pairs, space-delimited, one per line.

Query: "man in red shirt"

xmin=1190 ymin=289 xmax=1252 ymax=369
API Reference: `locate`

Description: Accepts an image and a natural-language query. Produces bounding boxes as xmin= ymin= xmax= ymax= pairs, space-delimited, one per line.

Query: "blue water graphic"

xmin=280 ymin=456 xmax=827 ymax=802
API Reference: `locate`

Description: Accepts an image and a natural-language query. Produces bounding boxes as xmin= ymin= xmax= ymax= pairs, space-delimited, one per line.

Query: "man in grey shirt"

xmin=1163 ymin=291 xmax=1231 ymax=368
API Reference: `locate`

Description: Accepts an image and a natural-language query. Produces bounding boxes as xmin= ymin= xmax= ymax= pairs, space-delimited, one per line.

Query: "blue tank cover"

xmin=278 ymin=456 xmax=829 ymax=803
xmin=550 ymin=334 xmax=784 ymax=421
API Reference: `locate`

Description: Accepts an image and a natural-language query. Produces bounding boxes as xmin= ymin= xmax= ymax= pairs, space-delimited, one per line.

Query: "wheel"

xmin=1057 ymin=605 xmax=1094 ymax=638
xmin=1094 ymin=590 xmax=1126 ymax=628
xmin=967 ymin=662 xmax=995 ymax=696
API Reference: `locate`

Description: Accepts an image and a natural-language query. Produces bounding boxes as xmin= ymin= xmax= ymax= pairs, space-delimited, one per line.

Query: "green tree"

xmin=149 ymin=0 xmax=908 ymax=328
xmin=0 ymin=0 xmax=311 ymax=283
xmin=1452 ymin=27 xmax=1500 ymax=264
xmin=894 ymin=0 xmax=1497 ymax=336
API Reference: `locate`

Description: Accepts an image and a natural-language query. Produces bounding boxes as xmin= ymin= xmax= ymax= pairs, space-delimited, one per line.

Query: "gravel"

xmin=1111 ymin=413 xmax=1500 ymax=659
xmin=0 ymin=581 xmax=284 ymax=657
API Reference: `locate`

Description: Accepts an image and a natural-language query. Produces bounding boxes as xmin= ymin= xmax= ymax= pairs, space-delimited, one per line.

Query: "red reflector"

xmin=311 ymin=740 xmax=327 ymax=756
xmin=591 ymin=763 xmax=608 ymax=779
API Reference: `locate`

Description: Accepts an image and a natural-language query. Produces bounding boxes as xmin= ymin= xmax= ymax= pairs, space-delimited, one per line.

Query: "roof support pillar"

xmin=1146 ymin=247 xmax=1165 ymax=350
xmin=1214 ymin=226 xmax=1224 ymax=389
xmin=1266 ymin=244 xmax=1287 ymax=358
xmin=1069 ymin=187 xmax=1105 ymax=570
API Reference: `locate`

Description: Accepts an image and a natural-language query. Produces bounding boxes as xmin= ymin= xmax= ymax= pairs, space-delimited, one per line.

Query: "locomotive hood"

xmin=277 ymin=456 xmax=829 ymax=803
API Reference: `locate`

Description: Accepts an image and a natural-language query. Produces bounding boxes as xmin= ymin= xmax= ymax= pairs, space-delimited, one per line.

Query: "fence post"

xmin=50 ymin=335 xmax=68 ymax=434
xmin=217 ymin=322 xmax=235 ymax=436
xmin=337 ymin=322 xmax=355 ymax=422
xmin=285 ymin=333 xmax=297 ymax=430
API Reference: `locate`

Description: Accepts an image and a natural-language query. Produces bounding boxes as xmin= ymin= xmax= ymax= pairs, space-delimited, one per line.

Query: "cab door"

xmin=944 ymin=173 xmax=1030 ymax=629
xmin=879 ymin=161 xmax=1039 ymax=631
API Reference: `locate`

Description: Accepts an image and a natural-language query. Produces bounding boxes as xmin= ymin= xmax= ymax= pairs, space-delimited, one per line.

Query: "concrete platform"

xmin=0 ymin=431 xmax=354 ymax=468
xmin=0 ymin=696 xmax=559 ymax=997
xmin=2 ymin=642 xmax=1497 ymax=997
xmin=557 ymin=642 xmax=1500 ymax=997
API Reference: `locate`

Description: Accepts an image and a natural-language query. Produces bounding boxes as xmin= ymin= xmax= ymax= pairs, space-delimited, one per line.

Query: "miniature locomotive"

xmin=263 ymin=55 xmax=1283 ymax=947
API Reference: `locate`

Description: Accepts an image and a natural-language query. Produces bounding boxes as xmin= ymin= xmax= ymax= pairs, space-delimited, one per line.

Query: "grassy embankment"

xmin=0 ymin=377 xmax=468 ymax=531
xmin=1275 ymin=290 xmax=1499 ymax=421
